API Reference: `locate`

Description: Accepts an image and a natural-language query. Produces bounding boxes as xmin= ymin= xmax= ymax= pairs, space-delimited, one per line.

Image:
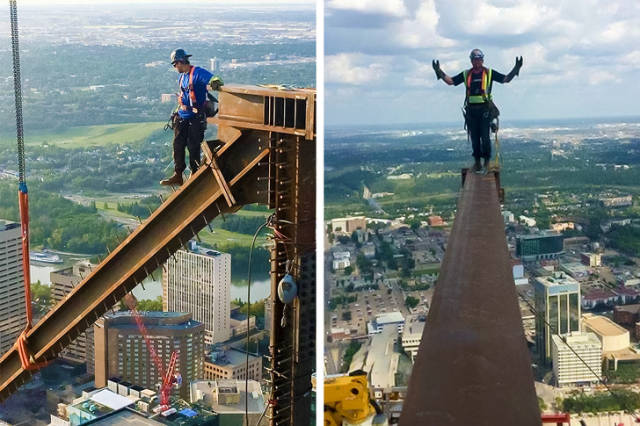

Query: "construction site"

xmin=0 ymin=1 xmax=316 ymax=425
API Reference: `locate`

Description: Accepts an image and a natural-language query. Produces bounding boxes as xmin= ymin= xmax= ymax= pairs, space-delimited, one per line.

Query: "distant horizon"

xmin=326 ymin=114 xmax=640 ymax=132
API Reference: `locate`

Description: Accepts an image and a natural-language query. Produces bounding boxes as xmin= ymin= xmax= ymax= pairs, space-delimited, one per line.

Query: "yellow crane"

xmin=315 ymin=371 xmax=388 ymax=426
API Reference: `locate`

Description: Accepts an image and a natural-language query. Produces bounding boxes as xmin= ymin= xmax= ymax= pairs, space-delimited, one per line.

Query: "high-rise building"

xmin=209 ymin=57 xmax=219 ymax=74
xmin=203 ymin=348 xmax=262 ymax=381
xmin=50 ymin=261 xmax=95 ymax=368
xmin=163 ymin=248 xmax=231 ymax=344
xmin=0 ymin=222 xmax=26 ymax=356
xmin=94 ymin=311 xmax=204 ymax=398
xmin=535 ymin=272 xmax=581 ymax=363
xmin=516 ymin=231 xmax=564 ymax=261
xmin=551 ymin=332 xmax=602 ymax=387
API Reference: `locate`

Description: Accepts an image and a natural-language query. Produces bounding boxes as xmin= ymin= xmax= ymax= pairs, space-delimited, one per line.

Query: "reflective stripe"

xmin=464 ymin=67 xmax=493 ymax=103
xmin=468 ymin=95 xmax=489 ymax=103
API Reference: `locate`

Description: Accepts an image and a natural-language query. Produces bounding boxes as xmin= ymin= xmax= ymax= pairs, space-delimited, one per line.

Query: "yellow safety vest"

xmin=463 ymin=68 xmax=493 ymax=104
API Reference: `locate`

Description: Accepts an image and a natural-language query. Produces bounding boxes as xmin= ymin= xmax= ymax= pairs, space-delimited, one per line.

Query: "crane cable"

xmin=10 ymin=0 xmax=48 ymax=372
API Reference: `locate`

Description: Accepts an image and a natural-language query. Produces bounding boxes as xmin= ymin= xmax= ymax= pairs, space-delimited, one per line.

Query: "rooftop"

xmin=375 ymin=311 xmax=404 ymax=325
xmin=535 ymin=272 xmax=580 ymax=291
xmin=552 ymin=332 xmax=602 ymax=349
xmin=207 ymin=348 xmax=259 ymax=367
xmin=615 ymin=304 xmax=640 ymax=314
xmin=583 ymin=314 xmax=628 ymax=337
xmin=90 ymin=389 xmax=135 ymax=411
xmin=0 ymin=222 xmax=19 ymax=232
xmin=518 ymin=230 xmax=562 ymax=240
xmin=104 ymin=311 xmax=203 ymax=331
xmin=190 ymin=380 xmax=265 ymax=414
xmin=366 ymin=325 xmax=399 ymax=389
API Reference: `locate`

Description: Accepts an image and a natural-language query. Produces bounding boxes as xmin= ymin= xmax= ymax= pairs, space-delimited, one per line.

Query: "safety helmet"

xmin=469 ymin=49 xmax=484 ymax=60
xmin=170 ymin=48 xmax=192 ymax=65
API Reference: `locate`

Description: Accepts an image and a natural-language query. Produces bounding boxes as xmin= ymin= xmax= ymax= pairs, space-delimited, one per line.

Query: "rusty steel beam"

xmin=0 ymin=85 xmax=315 ymax=409
xmin=400 ymin=172 xmax=539 ymax=426
xmin=212 ymin=85 xmax=316 ymax=426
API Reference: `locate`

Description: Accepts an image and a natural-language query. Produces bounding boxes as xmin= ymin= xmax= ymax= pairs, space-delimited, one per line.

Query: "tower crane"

xmin=124 ymin=294 xmax=181 ymax=413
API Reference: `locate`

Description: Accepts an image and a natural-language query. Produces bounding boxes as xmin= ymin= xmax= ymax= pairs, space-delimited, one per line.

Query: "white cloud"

xmin=326 ymin=0 xmax=408 ymax=17
xmin=392 ymin=0 xmax=456 ymax=49
xmin=326 ymin=0 xmax=640 ymax=123
xmin=325 ymin=53 xmax=390 ymax=85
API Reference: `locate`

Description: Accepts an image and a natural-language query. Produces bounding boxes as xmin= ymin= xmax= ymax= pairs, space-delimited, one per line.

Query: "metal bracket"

xmin=202 ymin=140 xmax=236 ymax=207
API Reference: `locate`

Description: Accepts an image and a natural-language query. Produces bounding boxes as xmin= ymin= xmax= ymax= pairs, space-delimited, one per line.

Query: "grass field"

xmin=0 ymin=122 xmax=165 ymax=148
xmin=198 ymin=227 xmax=268 ymax=248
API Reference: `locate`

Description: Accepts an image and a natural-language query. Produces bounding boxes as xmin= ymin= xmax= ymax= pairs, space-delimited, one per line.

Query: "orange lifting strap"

xmin=15 ymin=332 xmax=51 ymax=371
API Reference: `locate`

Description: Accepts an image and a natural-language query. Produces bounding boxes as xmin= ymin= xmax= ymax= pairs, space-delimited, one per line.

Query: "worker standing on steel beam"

xmin=161 ymin=49 xmax=224 ymax=186
xmin=432 ymin=49 xmax=522 ymax=174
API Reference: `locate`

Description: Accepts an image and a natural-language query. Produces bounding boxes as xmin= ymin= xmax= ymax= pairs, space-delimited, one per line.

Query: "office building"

xmin=209 ymin=57 xmax=219 ymax=74
xmin=190 ymin=380 xmax=266 ymax=425
xmin=203 ymin=348 xmax=262 ymax=381
xmin=516 ymin=231 xmax=564 ymax=261
xmin=368 ymin=311 xmax=405 ymax=335
xmin=535 ymin=272 xmax=581 ymax=363
xmin=401 ymin=319 xmax=425 ymax=362
xmin=94 ymin=311 xmax=204 ymax=398
xmin=0 ymin=222 xmax=26 ymax=356
xmin=331 ymin=216 xmax=367 ymax=235
xmin=50 ymin=261 xmax=95 ymax=368
xmin=350 ymin=325 xmax=399 ymax=391
xmin=551 ymin=332 xmax=601 ymax=387
xmin=163 ymin=247 xmax=231 ymax=344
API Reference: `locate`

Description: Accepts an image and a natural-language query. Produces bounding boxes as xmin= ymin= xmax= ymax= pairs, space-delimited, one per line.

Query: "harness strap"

xmin=178 ymin=66 xmax=198 ymax=109
xmin=464 ymin=67 xmax=492 ymax=104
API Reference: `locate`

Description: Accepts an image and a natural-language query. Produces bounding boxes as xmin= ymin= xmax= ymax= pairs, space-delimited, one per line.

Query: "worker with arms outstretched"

xmin=432 ymin=49 xmax=522 ymax=174
xmin=161 ymin=48 xmax=224 ymax=186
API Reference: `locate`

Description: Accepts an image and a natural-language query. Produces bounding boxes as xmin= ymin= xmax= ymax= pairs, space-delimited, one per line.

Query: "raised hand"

xmin=432 ymin=59 xmax=445 ymax=80
xmin=514 ymin=56 xmax=523 ymax=75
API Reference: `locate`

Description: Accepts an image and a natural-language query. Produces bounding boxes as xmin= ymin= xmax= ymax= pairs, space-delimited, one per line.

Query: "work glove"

xmin=209 ymin=76 xmax=224 ymax=91
xmin=513 ymin=56 xmax=523 ymax=76
xmin=432 ymin=59 xmax=445 ymax=80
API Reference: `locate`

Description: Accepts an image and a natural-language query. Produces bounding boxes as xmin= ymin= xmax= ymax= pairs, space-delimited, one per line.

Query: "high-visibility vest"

xmin=178 ymin=66 xmax=199 ymax=111
xmin=463 ymin=67 xmax=493 ymax=104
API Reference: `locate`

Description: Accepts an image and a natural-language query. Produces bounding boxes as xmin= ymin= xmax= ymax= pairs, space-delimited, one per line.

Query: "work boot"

xmin=482 ymin=158 xmax=490 ymax=175
xmin=160 ymin=172 xmax=183 ymax=186
xmin=473 ymin=157 xmax=482 ymax=173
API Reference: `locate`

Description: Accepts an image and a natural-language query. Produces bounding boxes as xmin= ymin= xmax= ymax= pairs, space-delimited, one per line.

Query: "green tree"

xmin=405 ymin=295 xmax=419 ymax=310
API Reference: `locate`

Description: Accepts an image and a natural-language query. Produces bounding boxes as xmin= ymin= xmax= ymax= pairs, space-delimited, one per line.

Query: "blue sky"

xmin=325 ymin=0 xmax=640 ymax=126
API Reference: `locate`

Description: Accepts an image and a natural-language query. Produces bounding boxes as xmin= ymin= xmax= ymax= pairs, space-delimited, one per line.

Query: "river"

xmin=31 ymin=263 xmax=271 ymax=303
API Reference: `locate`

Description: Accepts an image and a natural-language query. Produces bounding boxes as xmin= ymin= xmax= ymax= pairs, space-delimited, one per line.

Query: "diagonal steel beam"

xmin=400 ymin=172 xmax=540 ymax=426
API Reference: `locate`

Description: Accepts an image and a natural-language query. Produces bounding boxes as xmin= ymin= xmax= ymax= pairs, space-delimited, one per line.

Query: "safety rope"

xmin=492 ymin=118 xmax=502 ymax=171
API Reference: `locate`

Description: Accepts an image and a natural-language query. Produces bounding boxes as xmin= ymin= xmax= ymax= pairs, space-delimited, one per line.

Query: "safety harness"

xmin=463 ymin=67 xmax=493 ymax=104
xmin=461 ymin=67 xmax=502 ymax=170
xmin=178 ymin=65 xmax=200 ymax=113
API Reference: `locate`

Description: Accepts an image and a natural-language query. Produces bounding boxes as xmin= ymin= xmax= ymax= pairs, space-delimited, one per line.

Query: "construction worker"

xmin=160 ymin=48 xmax=224 ymax=186
xmin=432 ymin=49 xmax=523 ymax=173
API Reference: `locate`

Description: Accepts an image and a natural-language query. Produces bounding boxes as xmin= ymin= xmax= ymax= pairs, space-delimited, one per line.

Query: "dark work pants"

xmin=465 ymin=103 xmax=491 ymax=160
xmin=173 ymin=112 xmax=206 ymax=174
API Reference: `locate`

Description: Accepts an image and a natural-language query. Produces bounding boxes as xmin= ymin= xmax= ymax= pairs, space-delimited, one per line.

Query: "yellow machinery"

xmin=316 ymin=371 xmax=388 ymax=426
